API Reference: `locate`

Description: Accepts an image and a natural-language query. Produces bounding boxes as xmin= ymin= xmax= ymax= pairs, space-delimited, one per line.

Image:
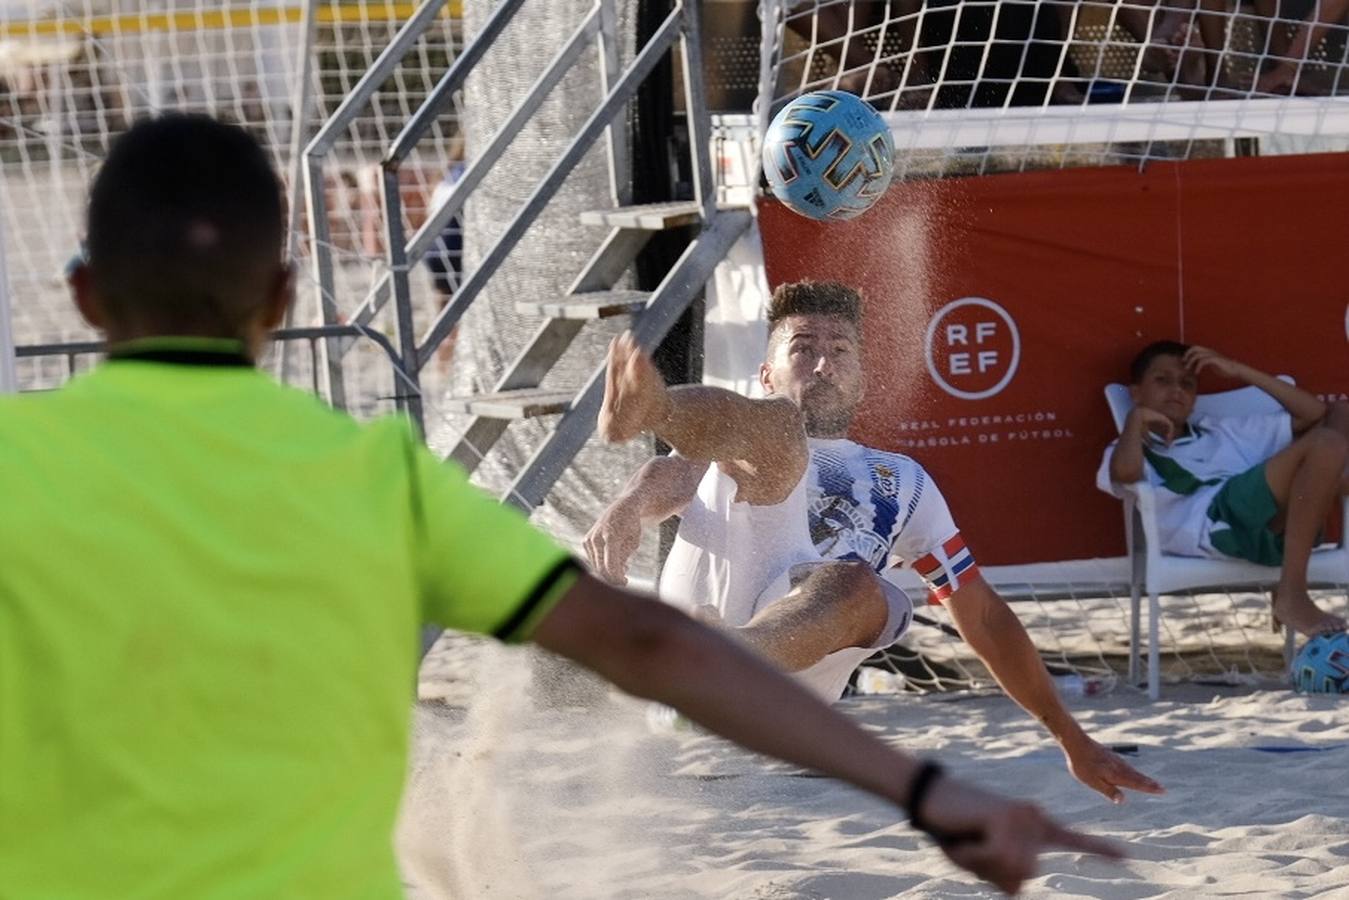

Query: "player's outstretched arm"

xmin=584 ymin=454 xmax=706 ymax=585
xmin=945 ymin=577 xmax=1165 ymax=804
xmin=532 ymin=572 xmax=1125 ymax=894
xmin=599 ymin=331 xmax=807 ymax=505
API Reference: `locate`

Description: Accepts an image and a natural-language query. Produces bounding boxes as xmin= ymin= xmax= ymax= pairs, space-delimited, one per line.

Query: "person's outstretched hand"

xmin=1062 ymin=736 xmax=1166 ymax=804
xmin=917 ymin=775 xmax=1127 ymax=895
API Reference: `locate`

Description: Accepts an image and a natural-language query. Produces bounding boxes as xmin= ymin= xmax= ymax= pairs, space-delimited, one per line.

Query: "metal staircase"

xmin=302 ymin=0 xmax=751 ymax=511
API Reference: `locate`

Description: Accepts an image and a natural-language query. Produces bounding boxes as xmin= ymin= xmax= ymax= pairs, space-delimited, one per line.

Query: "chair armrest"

xmin=1110 ymin=478 xmax=1152 ymax=508
xmin=1113 ymin=479 xmax=1162 ymax=563
xmin=1119 ymin=479 xmax=1157 ymax=513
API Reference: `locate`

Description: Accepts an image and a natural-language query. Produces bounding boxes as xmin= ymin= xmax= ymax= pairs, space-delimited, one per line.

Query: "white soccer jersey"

xmin=659 ymin=463 xmax=909 ymax=700
xmin=807 ymin=438 xmax=977 ymax=601
xmin=1096 ymin=412 xmax=1292 ymax=558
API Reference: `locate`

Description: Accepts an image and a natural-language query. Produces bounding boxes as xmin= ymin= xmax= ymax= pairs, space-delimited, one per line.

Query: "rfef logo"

xmin=923 ymin=298 xmax=1020 ymax=400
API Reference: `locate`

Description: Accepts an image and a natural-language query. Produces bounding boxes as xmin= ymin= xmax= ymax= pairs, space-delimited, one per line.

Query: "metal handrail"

xmin=301 ymin=0 xmax=473 ymax=408
xmin=14 ymin=325 xmax=414 ymax=404
xmin=295 ymin=0 xmax=721 ymax=509
xmin=302 ymin=0 xmax=459 ymax=160
xmin=383 ymin=0 xmax=529 ymax=166
xmin=339 ymin=2 xmax=606 ymax=338
xmin=410 ymin=2 xmax=687 ymax=370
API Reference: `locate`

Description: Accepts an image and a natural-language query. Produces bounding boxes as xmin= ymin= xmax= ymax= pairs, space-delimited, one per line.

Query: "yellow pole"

xmin=0 ymin=2 xmax=461 ymax=40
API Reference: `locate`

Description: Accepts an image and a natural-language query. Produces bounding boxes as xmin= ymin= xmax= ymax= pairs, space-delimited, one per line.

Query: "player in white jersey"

xmin=1099 ymin=340 xmax=1349 ymax=637
xmin=658 ymin=462 xmax=914 ymax=702
xmin=600 ymin=330 xmax=913 ymax=702
xmin=590 ymin=280 xmax=1163 ymax=805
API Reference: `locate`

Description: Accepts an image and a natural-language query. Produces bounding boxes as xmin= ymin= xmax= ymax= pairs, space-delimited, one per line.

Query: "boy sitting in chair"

xmin=1098 ymin=341 xmax=1349 ymax=637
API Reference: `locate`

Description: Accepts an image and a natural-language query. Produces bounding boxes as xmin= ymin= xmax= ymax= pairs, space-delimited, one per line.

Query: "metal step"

xmin=441 ymin=388 xmax=574 ymax=420
xmin=443 ymin=225 xmax=648 ymax=474
xmin=516 ymin=289 xmax=650 ymax=319
xmin=579 ymin=201 xmax=705 ymax=230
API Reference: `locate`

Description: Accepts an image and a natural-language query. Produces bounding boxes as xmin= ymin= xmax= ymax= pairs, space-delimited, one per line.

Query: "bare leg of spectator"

xmin=1256 ymin=0 xmax=1349 ymax=92
xmin=1115 ymin=0 xmax=1204 ymax=82
xmin=1190 ymin=0 xmax=1235 ymax=88
xmin=889 ymin=0 xmax=940 ymax=108
xmin=786 ymin=1 xmax=901 ymax=97
xmin=1046 ymin=0 xmax=1086 ymax=103
xmin=1264 ymin=427 xmax=1349 ymax=636
xmin=1253 ymin=0 xmax=1293 ymax=59
xmin=1322 ymin=402 xmax=1349 ymax=489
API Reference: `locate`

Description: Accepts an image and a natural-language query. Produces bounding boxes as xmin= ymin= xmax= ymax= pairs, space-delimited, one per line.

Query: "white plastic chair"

xmin=1104 ymin=378 xmax=1349 ymax=699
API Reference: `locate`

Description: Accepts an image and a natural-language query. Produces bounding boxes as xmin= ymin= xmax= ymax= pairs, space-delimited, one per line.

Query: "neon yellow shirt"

xmin=0 ymin=340 xmax=575 ymax=898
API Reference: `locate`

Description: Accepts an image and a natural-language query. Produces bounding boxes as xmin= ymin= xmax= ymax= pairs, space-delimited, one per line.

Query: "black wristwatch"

xmin=904 ymin=760 xmax=945 ymax=836
xmin=904 ymin=760 xmax=977 ymax=847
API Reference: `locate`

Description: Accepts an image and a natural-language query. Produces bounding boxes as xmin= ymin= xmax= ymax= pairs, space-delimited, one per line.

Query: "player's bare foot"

xmin=1149 ymin=21 xmax=1207 ymax=85
xmin=598 ymin=331 xmax=672 ymax=444
xmin=1273 ymin=586 xmax=1347 ymax=637
xmin=1163 ymin=28 xmax=1209 ymax=88
xmin=1256 ymin=64 xmax=1297 ymax=95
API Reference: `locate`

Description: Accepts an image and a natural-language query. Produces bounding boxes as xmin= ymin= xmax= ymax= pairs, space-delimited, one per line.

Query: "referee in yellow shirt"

xmin=0 ymin=114 xmax=1118 ymax=897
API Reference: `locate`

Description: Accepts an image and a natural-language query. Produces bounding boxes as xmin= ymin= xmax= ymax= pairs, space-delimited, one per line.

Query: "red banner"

xmin=759 ymin=153 xmax=1349 ymax=565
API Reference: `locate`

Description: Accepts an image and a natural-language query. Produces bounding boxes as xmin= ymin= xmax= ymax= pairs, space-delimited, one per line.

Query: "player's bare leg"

xmin=719 ymin=561 xmax=893 ymax=672
xmin=599 ymin=331 xmax=808 ymax=504
xmin=1320 ymin=401 xmax=1349 ymax=491
xmin=1264 ymin=428 xmax=1349 ymax=636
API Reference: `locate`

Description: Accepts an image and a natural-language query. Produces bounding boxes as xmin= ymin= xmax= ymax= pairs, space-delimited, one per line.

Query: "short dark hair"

xmin=86 ymin=114 xmax=284 ymax=337
xmin=766 ymin=280 xmax=862 ymax=348
xmin=1129 ymin=340 xmax=1190 ymax=383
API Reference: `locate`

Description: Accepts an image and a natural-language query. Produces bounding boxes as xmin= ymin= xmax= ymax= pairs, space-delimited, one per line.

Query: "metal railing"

xmin=301 ymin=0 xmax=708 ymax=437
xmin=14 ymin=325 xmax=414 ymax=407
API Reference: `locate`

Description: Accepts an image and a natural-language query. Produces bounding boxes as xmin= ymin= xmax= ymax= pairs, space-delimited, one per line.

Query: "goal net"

xmin=0 ymin=0 xmax=464 ymax=414
xmin=741 ymin=0 xmax=1349 ymax=695
xmin=763 ymin=0 xmax=1349 ymax=163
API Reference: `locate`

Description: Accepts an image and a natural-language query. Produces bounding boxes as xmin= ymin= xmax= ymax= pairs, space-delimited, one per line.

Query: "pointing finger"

xmin=1043 ymin=822 xmax=1128 ymax=861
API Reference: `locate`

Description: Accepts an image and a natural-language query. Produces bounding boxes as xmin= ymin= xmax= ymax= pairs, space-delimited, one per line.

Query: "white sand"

xmin=399 ymin=641 xmax=1349 ymax=899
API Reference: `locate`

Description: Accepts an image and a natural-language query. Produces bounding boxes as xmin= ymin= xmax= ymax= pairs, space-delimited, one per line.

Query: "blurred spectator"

xmin=1253 ymin=0 xmax=1349 ymax=92
xmin=425 ymin=136 xmax=465 ymax=370
xmin=785 ymin=0 xmax=1087 ymax=109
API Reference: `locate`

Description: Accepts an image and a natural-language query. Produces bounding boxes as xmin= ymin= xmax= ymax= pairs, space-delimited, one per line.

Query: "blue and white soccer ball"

xmin=1291 ymin=631 xmax=1349 ymax=694
xmin=762 ymin=90 xmax=895 ymax=221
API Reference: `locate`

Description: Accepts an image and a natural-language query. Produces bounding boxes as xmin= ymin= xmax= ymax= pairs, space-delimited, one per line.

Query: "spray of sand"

xmin=396 ymin=636 xmax=682 ymax=899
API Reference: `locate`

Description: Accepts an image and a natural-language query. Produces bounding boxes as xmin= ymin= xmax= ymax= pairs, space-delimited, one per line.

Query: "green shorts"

xmin=1206 ymin=463 xmax=1284 ymax=567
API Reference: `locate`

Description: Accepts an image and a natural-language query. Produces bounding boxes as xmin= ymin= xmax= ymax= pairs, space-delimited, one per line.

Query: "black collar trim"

xmin=108 ymin=346 xmax=253 ymax=368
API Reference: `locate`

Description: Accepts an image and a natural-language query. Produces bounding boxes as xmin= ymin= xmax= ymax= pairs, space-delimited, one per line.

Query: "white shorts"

xmin=755 ymin=560 xmax=913 ymax=701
